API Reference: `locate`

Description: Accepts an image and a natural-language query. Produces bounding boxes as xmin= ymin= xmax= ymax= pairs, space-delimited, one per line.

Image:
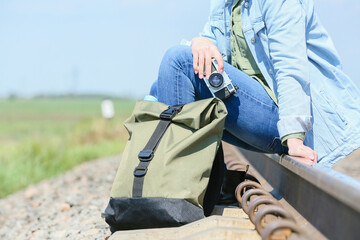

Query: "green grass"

xmin=0 ymin=97 xmax=136 ymax=198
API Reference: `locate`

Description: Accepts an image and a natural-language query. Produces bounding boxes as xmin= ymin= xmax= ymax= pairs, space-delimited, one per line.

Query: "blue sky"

xmin=0 ymin=0 xmax=359 ymax=99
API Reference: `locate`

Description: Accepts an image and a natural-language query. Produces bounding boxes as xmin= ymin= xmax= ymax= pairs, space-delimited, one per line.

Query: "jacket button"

xmin=269 ymin=69 xmax=273 ymax=75
xmin=244 ymin=2 xmax=249 ymax=8
xmin=251 ymin=37 xmax=256 ymax=43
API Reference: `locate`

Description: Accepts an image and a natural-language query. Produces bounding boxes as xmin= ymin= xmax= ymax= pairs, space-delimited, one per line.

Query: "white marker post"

xmin=101 ymin=99 xmax=115 ymax=119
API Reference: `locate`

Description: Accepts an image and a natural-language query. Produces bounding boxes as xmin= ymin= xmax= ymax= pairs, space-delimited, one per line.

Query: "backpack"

xmin=103 ymin=98 xmax=228 ymax=232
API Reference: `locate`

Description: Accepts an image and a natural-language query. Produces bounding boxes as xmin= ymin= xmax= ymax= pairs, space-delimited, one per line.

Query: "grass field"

xmin=0 ymin=97 xmax=136 ymax=198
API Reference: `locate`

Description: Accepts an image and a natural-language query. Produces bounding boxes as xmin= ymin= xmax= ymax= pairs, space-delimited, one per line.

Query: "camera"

xmin=203 ymin=59 xmax=238 ymax=100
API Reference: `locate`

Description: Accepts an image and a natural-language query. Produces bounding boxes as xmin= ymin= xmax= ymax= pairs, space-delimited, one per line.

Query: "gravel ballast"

xmin=0 ymin=156 xmax=120 ymax=240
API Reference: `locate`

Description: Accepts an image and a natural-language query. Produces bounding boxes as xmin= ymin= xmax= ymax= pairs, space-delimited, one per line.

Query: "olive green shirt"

xmin=230 ymin=0 xmax=305 ymax=145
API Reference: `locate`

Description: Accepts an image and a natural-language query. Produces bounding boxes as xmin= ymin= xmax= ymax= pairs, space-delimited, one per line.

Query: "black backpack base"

xmin=105 ymin=197 xmax=205 ymax=232
xmin=104 ymin=144 xmax=225 ymax=233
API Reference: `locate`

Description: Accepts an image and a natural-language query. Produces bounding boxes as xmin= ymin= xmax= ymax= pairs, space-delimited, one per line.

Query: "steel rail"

xmin=239 ymin=149 xmax=360 ymax=240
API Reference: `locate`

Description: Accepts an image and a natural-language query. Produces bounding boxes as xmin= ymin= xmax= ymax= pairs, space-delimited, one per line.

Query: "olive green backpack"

xmin=103 ymin=98 xmax=228 ymax=232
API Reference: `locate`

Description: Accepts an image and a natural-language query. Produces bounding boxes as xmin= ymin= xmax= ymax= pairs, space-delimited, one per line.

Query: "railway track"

xmin=110 ymin=146 xmax=360 ymax=240
xmin=237 ymin=148 xmax=360 ymax=240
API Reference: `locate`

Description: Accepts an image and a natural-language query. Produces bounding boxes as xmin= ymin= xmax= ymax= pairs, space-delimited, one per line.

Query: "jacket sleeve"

xmin=262 ymin=0 xmax=312 ymax=139
xmin=199 ymin=18 xmax=217 ymax=45
xmin=198 ymin=0 xmax=222 ymax=45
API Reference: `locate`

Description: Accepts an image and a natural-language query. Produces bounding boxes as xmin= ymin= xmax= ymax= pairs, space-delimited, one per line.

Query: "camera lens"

xmin=209 ymin=73 xmax=224 ymax=88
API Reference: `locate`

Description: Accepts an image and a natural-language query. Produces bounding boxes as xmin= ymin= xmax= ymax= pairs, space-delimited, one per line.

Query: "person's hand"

xmin=191 ymin=37 xmax=224 ymax=79
xmin=287 ymin=138 xmax=318 ymax=165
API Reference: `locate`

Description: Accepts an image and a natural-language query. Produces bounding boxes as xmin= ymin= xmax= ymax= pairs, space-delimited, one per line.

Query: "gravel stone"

xmin=0 ymin=156 xmax=120 ymax=240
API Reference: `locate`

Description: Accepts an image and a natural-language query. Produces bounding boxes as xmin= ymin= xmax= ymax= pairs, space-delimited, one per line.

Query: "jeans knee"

xmin=162 ymin=45 xmax=193 ymax=67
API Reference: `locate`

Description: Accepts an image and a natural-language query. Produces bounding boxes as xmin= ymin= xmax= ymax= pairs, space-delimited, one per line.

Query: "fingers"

xmin=205 ymin=51 xmax=212 ymax=79
xmin=314 ymin=151 xmax=318 ymax=164
xmin=291 ymin=146 xmax=314 ymax=160
xmin=213 ymin=49 xmax=224 ymax=73
xmin=192 ymin=51 xmax=199 ymax=74
xmin=191 ymin=37 xmax=222 ymax=79
xmin=198 ymin=49 xmax=222 ymax=79
xmin=287 ymin=138 xmax=317 ymax=166
xmin=291 ymin=156 xmax=316 ymax=166
xmin=302 ymin=146 xmax=317 ymax=163
xmin=298 ymin=146 xmax=315 ymax=160
xmin=198 ymin=51 xmax=205 ymax=79
xmin=289 ymin=146 xmax=317 ymax=165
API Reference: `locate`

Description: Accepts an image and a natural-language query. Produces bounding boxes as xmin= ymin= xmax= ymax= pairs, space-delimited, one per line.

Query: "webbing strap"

xmin=132 ymin=105 xmax=183 ymax=198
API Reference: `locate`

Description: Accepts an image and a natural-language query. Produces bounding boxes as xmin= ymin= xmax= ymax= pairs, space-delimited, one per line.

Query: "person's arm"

xmin=191 ymin=1 xmax=225 ymax=80
xmin=262 ymin=0 xmax=317 ymax=164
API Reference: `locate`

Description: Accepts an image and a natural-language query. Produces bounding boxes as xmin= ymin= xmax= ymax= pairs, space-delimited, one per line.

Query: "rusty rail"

xmin=238 ymin=149 xmax=360 ymax=240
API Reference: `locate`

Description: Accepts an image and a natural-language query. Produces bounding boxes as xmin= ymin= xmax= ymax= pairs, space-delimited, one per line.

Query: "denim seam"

xmin=176 ymin=67 xmax=180 ymax=105
xmin=268 ymin=137 xmax=278 ymax=152
xmin=174 ymin=61 xmax=186 ymax=105
xmin=181 ymin=62 xmax=195 ymax=70
xmin=237 ymin=87 xmax=275 ymax=109
xmin=174 ymin=61 xmax=196 ymax=105
xmin=181 ymin=61 xmax=195 ymax=104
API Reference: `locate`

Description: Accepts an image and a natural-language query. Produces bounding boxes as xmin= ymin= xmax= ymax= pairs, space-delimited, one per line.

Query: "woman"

xmin=150 ymin=0 xmax=360 ymax=169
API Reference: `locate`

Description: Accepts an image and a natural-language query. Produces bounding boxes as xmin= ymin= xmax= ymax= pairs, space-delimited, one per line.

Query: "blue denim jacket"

xmin=200 ymin=0 xmax=360 ymax=168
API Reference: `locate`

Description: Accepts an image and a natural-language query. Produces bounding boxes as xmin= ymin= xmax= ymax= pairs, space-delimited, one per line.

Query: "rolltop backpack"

xmin=103 ymin=98 xmax=228 ymax=232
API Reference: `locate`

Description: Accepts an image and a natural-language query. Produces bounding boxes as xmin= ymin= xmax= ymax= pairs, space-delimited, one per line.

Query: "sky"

xmin=0 ymin=0 xmax=359 ymax=99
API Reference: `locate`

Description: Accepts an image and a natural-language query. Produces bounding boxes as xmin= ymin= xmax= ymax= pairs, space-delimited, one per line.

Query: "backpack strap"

xmin=132 ymin=105 xmax=183 ymax=198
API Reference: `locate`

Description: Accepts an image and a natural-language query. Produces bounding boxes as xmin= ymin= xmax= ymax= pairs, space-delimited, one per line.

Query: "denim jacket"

xmin=200 ymin=0 xmax=360 ymax=168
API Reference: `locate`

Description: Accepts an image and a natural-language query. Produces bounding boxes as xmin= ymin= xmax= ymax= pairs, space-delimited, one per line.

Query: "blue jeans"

xmin=150 ymin=45 xmax=288 ymax=155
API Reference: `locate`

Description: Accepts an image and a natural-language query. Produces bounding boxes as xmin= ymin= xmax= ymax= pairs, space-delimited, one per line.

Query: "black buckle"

xmin=134 ymin=166 xmax=148 ymax=177
xmin=138 ymin=149 xmax=153 ymax=162
xmin=160 ymin=105 xmax=183 ymax=120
